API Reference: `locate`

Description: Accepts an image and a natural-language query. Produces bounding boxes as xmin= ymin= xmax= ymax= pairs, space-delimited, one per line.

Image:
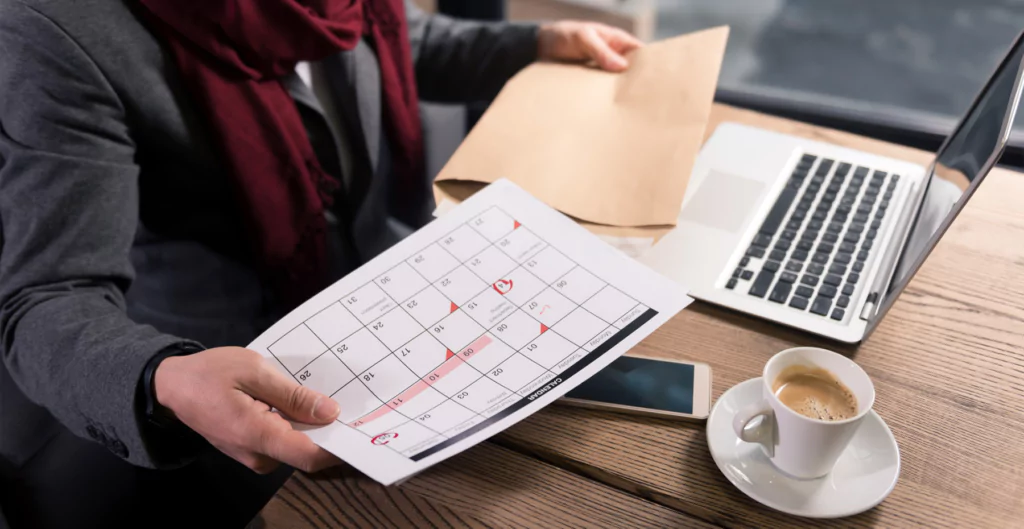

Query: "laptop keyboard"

xmin=726 ymin=154 xmax=900 ymax=321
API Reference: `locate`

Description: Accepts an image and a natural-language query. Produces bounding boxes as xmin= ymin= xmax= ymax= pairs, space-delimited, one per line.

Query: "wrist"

xmin=144 ymin=342 xmax=202 ymax=427
xmin=537 ymin=23 xmax=558 ymax=61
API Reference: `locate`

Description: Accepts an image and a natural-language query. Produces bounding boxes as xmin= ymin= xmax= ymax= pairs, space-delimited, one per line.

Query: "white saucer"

xmin=706 ymin=378 xmax=900 ymax=518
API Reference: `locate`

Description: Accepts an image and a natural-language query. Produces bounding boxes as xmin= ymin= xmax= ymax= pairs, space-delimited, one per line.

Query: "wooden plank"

xmin=491 ymin=103 xmax=1024 ymax=527
xmin=260 ymin=443 xmax=713 ymax=528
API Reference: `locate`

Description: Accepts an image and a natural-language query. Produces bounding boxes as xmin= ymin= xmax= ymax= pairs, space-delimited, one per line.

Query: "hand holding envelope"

xmin=434 ymin=26 xmax=729 ymax=233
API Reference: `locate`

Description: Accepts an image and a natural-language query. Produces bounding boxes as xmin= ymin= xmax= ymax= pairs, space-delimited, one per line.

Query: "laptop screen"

xmin=878 ymin=35 xmax=1024 ymax=317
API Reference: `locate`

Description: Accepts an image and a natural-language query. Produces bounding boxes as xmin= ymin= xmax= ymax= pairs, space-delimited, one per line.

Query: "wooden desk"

xmin=261 ymin=104 xmax=1024 ymax=528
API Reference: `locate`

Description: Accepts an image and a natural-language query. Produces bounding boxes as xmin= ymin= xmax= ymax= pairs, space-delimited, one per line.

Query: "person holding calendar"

xmin=0 ymin=0 xmax=641 ymax=527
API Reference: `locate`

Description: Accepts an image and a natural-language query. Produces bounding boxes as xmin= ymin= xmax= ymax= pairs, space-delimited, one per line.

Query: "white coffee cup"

xmin=732 ymin=347 xmax=875 ymax=479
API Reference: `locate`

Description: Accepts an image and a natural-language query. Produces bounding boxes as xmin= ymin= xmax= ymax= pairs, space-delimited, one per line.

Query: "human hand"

xmin=537 ymin=21 xmax=644 ymax=72
xmin=154 ymin=346 xmax=342 ymax=474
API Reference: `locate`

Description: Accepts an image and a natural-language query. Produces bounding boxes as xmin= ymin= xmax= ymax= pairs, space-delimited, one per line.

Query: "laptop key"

xmin=830 ymin=308 xmax=845 ymax=321
xmin=733 ymin=267 xmax=743 ymax=278
xmin=775 ymin=239 xmax=792 ymax=251
xmin=879 ymin=200 xmax=890 ymax=211
xmin=792 ymin=250 xmax=809 ymax=262
xmin=863 ymin=239 xmax=873 ymax=250
xmin=797 ymin=240 xmax=813 ymax=251
xmin=891 ymin=174 xmax=900 ymax=182
xmin=848 ymin=223 xmax=865 ymax=234
xmin=807 ymin=263 xmax=825 ymax=276
xmin=727 ymin=278 xmax=737 ymax=289
xmin=848 ymin=272 xmax=860 ymax=284
xmin=785 ymin=261 xmax=803 ymax=273
xmin=823 ymin=274 xmax=843 ymax=287
xmin=801 ymin=275 xmax=820 ymax=287
xmin=764 ymin=260 xmax=781 ymax=272
xmin=842 ymin=284 xmax=855 ymax=296
xmin=741 ymin=270 xmax=754 ymax=280
xmin=870 ymin=219 xmax=881 ymax=230
xmin=810 ymin=296 xmax=832 ymax=316
xmin=747 ymin=247 xmax=766 ymax=258
xmin=884 ymin=190 xmax=894 ymax=200
xmin=829 ymin=263 xmax=848 ymax=276
xmin=875 ymin=209 xmax=886 ymax=219
xmin=795 ymin=285 xmax=814 ymax=298
xmin=827 ymin=183 xmax=842 ymax=194
xmin=811 ymin=253 xmax=829 ymax=264
xmin=856 ymin=205 xmax=872 ymax=215
xmin=769 ymin=282 xmax=792 ymax=304
xmin=853 ymin=261 xmax=864 ymax=273
xmin=758 ymin=185 xmax=800 ymax=236
xmin=780 ymin=272 xmax=798 ymax=283
xmin=817 ymin=242 xmax=835 ymax=254
xmin=836 ymin=205 xmax=852 ymax=215
xmin=819 ymin=285 xmax=837 ymax=298
xmin=781 ymin=230 xmax=797 ymax=241
xmin=857 ymin=250 xmax=869 ymax=262
xmin=770 ymin=250 xmax=787 ymax=261
xmin=802 ymin=230 xmax=820 ymax=241
xmin=833 ymin=213 xmax=848 ymax=224
xmin=786 ymin=220 xmax=803 ymax=231
xmin=835 ymin=253 xmax=852 ymax=264
xmin=807 ymin=220 xmax=823 ymax=231
xmin=748 ymin=270 xmax=775 ymax=298
xmin=752 ymin=233 xmax=773 ymax=247
xmin=792 ymin=210 xmax=807 ymax=221
xmin=843 ymin=232 xmax=860 ymax=244
xmin=800 ymin=154 xmax=817 ymax=163
xmin=853 ymin=213 xmax=869 ymax=223
xmin=789 ymin=296 xmax=809 ymax=310
xmin=822 ymin=232 xmax=839 ymax=243
xmin=827 ymin=222 xmax=843 ymax=233
xmin=854 ymin=167 xmax=869 ymax=178
xmin=812 ymin=211 xmax=828 ymax=221
xmin=837 ymin=295 xmax=850 ymax=308
xmin=839 ymin=242 xmax=856 ymax=254
xmin=740 ymin=256 xmax=750 ymax=267
xmin=797 ymin=201 xmax=812 ymax=212
xmin=836 ymin=162 xmax=851 ymax=176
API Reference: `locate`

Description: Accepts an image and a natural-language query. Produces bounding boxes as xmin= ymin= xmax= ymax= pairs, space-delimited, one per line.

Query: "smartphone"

xmin=559 ymin=356 xmax=712 ymax=421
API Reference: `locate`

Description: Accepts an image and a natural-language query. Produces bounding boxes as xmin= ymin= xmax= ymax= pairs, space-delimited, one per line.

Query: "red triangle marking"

xmin=540 ymin=324 xmax=549 ymax=334
xmin=450 ymin=302 xmax=459 ymax=313
xmin=513 ymin=220 xmax=521 ymax=230
xmin=446 ymin=349 xmax=455 ymax=360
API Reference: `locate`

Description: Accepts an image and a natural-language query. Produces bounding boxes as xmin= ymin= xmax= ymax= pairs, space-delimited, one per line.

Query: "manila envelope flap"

xmin=434 ymin=26 xmax=729 ymax=228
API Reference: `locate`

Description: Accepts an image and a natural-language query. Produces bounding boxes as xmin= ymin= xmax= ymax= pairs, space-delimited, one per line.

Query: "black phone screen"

xmin=565 ymin=356 xmax=695 ymax=414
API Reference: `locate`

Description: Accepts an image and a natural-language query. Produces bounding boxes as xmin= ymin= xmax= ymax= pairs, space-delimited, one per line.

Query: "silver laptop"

xmin=642 ymin=32 xmax=1024 ymax=343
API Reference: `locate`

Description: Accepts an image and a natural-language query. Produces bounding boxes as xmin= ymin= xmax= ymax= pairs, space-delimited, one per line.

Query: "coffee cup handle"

xmin=732 ymin=401 xmax=775 ymax=457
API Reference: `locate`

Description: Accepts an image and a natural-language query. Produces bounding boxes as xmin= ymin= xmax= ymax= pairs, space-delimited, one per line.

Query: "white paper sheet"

xmin=248 ymin=180 xmax=692 ymax=485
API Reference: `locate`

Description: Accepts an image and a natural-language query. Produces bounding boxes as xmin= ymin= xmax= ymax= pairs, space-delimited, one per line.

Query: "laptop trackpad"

xmin=679 ymin=170 xmax=765 ymax=233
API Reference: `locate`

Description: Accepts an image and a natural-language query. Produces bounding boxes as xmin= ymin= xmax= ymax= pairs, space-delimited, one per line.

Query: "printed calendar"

xmin=249 ymin=180 xmax=692 ymax=485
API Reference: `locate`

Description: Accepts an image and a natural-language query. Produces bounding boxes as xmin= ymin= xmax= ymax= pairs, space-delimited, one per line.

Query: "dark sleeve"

xmin=0 ymin=3 xmax=202 ymax=468
xmin=405 ymin=0 xmax=539 ymax=103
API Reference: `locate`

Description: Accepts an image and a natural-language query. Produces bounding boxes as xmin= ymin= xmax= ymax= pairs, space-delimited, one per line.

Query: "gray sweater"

xmin=0 ymin=0 xmax=537 ymax=470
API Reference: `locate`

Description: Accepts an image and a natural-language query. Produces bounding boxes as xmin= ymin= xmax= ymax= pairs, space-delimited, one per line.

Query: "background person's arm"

xmin=0 ymin=2 xmax=203 ymax=468
xmin=404 ymin=1 xmax=642 ymax=103
xmin=405 ymin=0 xmax=540 ymax=103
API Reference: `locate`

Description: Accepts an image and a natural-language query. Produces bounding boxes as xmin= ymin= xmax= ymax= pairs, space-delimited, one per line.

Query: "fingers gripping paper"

xmin=434 ymin=27 xmax=729 ymax=228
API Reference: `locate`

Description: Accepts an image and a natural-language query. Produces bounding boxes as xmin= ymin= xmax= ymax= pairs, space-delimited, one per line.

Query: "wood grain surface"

xmin=261 ymin=443 xmax=710 ymax=528
xmin=264 ymin=104 xmax=1024 ymax=527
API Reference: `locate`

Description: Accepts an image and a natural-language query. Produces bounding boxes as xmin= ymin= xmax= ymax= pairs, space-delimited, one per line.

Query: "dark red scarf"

xmin=139 ymin=0 xmax=424 ymax=305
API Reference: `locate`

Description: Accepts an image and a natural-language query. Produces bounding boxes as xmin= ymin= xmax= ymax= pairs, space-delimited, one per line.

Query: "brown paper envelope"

xmin=434 ymin=26 xmax=729 ymax=228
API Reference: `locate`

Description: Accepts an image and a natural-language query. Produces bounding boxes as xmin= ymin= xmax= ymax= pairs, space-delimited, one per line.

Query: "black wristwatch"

xmin=141 ymin=342 xmax=203 ymax=428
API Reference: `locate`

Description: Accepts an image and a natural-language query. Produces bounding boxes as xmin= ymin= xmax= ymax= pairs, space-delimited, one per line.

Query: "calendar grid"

xmin=266 ymin=205 xmax=654 ymax=458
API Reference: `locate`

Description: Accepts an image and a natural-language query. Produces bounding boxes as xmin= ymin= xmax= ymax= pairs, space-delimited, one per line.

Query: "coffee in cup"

xmin=733 ymin=347 xmax=876 ymax=479
xmin=772 ymin=365 xmax=858 ymax=422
